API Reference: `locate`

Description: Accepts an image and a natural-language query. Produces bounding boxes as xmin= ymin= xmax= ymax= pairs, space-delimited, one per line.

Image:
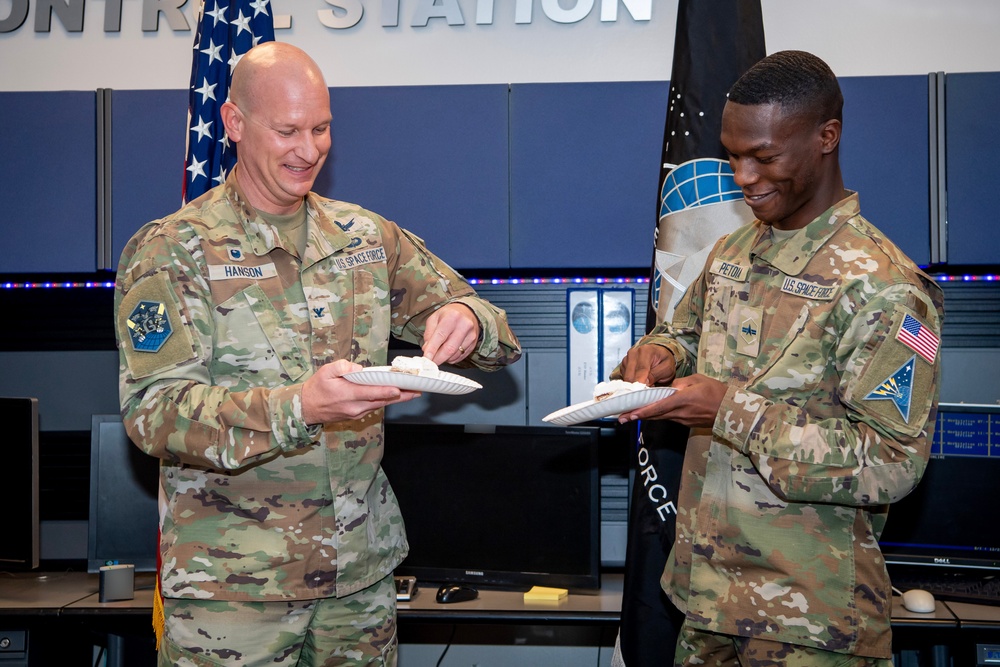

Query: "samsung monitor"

xmin=87 ymin=415 xmax=160 ymax=573
xmin=878 ymin=403 xmax=1000 ymax=571
xmin=0 ymin=397 xmax=40 ymax=570
xmin=380 ymin=422 xmax=601 ymax=592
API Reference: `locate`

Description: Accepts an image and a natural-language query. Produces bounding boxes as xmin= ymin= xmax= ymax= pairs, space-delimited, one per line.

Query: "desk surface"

xmin=398 ymin=576 xmax=623 ymax=624
xmin=0 ymin=571 xmax=96 ymax=614
xmin=3 ymin=571 xmax=999 ymax=629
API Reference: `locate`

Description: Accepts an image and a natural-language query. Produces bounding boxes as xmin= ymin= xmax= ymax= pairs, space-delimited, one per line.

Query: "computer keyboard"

xmin=890 ymin=568 xmax=1000 ymax=606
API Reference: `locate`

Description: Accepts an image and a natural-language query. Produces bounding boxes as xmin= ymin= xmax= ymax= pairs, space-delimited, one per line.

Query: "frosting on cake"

xmin=390 ymin=356 xmax=440 ymax=377
xmin=593 ymin=380 xmax=647 ymax=401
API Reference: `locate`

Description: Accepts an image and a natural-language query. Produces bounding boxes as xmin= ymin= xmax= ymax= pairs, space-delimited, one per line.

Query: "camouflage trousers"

xmin=158 ymin=574 xmax=397 ymax=667
xmin=674 ymin=625 xmax=893 ymax=667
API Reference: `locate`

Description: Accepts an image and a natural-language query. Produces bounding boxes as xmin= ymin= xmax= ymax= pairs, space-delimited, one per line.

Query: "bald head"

xmin=230 ymin=42 xmax=327 ymax=116
xmin=220 ymin=42 xmax=333 ymax=214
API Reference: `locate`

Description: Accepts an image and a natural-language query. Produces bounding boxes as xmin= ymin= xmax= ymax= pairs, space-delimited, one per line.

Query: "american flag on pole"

xmin=183 ymin=0 xmax=276 ymax=204
xmin=897 ymin=313 xmax=940 ymax=364
xmin=154 ymin=0 xmax=275 ymax=648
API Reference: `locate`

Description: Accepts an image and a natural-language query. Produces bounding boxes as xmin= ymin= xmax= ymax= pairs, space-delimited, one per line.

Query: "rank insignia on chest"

xmin=733 ymin=305 xmax=763 ymax=357
xmin=126 ymin=301 xmax=173 ymax=353
xmin=864 ymin=355 xmax=915 ymax=422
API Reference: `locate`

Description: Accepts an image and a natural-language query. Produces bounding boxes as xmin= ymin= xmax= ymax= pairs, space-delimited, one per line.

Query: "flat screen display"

xmin=0 ymin=397 xmax=39 ymax=570
xmin=87 ymin=415 xmax=160 ymax=573
xmin=380 ymin=422 xmax=601 ymax=592
xmin=878 ymin=403 xmax=1000 ymax=571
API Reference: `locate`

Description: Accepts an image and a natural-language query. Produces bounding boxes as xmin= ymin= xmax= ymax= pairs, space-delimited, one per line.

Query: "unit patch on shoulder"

xmin=127 ymin=301 xmax=173 ymax=352
xmin=895 ymin=313 xmax=940 ymax=365
xmin=864 ymin=355 xmax=916 ymax=422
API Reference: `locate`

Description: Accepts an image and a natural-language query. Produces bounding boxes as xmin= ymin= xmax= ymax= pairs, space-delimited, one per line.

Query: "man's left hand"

xmin=422 ymin=303 xmax=480 ymax=365
xmin=618 ymin=373 xmax=727 ymax=428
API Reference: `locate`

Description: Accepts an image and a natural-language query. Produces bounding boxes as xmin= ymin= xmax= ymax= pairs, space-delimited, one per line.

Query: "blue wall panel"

xmin=317 ymin=85 xmax=510 ymax=270
xmin=945 ymin=72 xmax=1000 ymax=266
xmin=0 ymin=91 xmax=97 ymax=273
xmin=510 ymin=81 xmax=670 ymax=270
xmin=111 ymin=89 xmax=189 ymax=267
xmin=839 ymin=75 xmax=931 ymax=266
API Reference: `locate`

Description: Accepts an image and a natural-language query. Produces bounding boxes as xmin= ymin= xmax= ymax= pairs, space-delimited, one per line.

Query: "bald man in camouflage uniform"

xmin=115 ymin=42 xmax=520 ymax=666
xmin=615 ymin=51 xmax=943 ymax=666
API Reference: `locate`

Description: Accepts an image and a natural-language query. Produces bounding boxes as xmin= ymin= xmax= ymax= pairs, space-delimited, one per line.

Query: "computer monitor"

xmin=87 ymin=415 xmax=160 ymax=573
xmin=0 ymin=397 xmax=39 ymax=570
xmin=878 ymin=403 xmax=1000 ymax=571
xmin=380 ymin=422 xmax=601 ymax=592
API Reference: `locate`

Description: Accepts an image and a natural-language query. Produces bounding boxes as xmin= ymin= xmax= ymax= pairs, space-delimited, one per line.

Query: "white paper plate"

xmin=542 ymin=387 xmax=677 ymax=426
xmin=342 ymin=367 xmax=483 ymax=395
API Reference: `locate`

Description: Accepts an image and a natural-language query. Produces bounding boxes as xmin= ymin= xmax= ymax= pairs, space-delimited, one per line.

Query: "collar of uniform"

xmin=753 ymin=191 xmax=860 ymax=277
xmin=221 ymin=173 xmax=354 ymax=262
xmin=299 ymin=191 xmax=354 ymax=269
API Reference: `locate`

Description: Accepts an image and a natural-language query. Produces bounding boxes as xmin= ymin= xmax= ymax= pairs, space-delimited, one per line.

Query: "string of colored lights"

xmin=1 ymin=274 xmax=998 ymax=289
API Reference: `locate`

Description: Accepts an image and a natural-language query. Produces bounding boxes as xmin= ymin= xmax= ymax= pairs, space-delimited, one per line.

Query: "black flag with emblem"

xmin=615 ymin=2 xmax=765 ymax=665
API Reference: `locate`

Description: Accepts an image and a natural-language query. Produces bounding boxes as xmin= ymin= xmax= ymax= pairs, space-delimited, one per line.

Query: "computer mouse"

xmin=901 ymin=588 xmax=936 ymax=613
xmin=436 ymin=584 xmax=479 ymax=604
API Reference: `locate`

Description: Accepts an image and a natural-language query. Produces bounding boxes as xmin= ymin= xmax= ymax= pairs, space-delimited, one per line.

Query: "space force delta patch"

xmin=864 ymin=355 xmax=916 ymax=422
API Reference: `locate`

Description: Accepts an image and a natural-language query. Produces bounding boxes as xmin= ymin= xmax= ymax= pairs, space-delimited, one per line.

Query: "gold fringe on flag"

xmin=153 ymin=574 xmax=165 ymax=649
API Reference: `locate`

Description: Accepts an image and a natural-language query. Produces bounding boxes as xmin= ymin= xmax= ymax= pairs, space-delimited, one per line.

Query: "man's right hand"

xmin=301 ymin=359 xmax=420 ymax=425
xmin=613 ymin=343 xmax=676 ymax=387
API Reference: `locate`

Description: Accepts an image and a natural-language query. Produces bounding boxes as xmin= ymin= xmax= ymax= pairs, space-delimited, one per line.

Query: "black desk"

xmin=3 ymin=571 xmax=1000 ymax=666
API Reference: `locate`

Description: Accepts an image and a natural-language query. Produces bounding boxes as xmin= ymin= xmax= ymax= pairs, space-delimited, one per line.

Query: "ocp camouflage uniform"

xmin=114 ymin=175 xmax=521 ymax=658
xmin=636 ymin=193 xmax=943 ymax=660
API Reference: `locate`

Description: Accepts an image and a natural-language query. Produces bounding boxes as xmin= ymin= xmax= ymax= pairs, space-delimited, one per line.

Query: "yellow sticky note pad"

xmin=523 ymin=585 xmax=568 ymax=602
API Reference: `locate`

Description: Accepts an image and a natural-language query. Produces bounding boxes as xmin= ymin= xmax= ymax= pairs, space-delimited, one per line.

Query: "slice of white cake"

xmin=592 ymin=380 xmax=647 ymax=402
xmin=390 ymin=356 xmax=440 ymax=377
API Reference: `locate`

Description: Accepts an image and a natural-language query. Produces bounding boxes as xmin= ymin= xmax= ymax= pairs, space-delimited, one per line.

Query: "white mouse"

xmin=901 ymin=588 xmax=936 ymax=613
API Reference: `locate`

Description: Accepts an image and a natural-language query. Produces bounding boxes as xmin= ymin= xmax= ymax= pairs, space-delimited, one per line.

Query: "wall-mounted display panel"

xmin=944 ymin=72 xmax=999 ymax=266
xmin=839 ymin=75 xmax=931 ymax=267
xmin=110 ymin=89 xmax=189 ymax=268
xmin=317 ymin=84 xmax=510 ymax=270
xmin=509 ymin=81 xmax=669 ymax=270
xmin=0 ymin=91 xmax=98 ymax=273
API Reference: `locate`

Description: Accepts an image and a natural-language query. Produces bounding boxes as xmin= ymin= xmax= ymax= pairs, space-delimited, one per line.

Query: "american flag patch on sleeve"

xmin=896 ymin=313 xmax=940 ymax=364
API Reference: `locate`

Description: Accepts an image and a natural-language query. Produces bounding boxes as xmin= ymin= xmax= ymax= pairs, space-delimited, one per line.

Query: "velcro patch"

xmin=709 ymin=258 xmax=748 ymax=282
xmin=118 ymin=273 xmax=198 ymax=379
xmin=780 ymin=276 xmax=837 ymax=301
xmin=333 ymin=246 xmax=387 ymax=271
xmin=208 ymin=262 xmax=278 ymax=281
xmin=895 ymin=313 xmax=940 ymax=365
xmin=126 ymin=301 xmax=173 ymax=352
xmin=864 ymin=355 xmax=916 ymax=422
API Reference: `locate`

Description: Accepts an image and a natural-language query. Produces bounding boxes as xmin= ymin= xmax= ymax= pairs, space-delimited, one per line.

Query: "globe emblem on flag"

xmin=660 ymin=158 xmax=743 ymax=218
xmin=652 ymin=158 xmax=747 ymax=319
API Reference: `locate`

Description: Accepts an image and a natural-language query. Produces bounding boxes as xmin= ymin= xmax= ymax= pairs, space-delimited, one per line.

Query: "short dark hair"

xmin=728 ymin=50 xmax=843 ymax=124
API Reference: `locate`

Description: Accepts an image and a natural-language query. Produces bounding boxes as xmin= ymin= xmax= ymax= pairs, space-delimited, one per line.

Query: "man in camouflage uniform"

xmin=115 ymin=42 xmax=520 ymax=666
xmin=614 ymin=51 xmax=944 ymax=666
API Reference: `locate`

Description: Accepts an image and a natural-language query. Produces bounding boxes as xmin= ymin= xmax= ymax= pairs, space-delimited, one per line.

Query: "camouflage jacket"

xmin=639 ymin=193 xmax=943 ymax=658
xmin=115 ymin=175 xmax=521 ymax=601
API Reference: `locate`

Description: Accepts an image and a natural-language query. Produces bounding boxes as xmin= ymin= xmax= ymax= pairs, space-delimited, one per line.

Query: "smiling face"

xmin=222 ymin=45 xmax=332 ymax=215
xmin=721 ymin=100 xmax=842 ymax=231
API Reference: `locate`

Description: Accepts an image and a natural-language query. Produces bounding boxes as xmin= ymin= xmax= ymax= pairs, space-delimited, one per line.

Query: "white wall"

xmin=0 ymin=0 xmax=998 ymax=91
